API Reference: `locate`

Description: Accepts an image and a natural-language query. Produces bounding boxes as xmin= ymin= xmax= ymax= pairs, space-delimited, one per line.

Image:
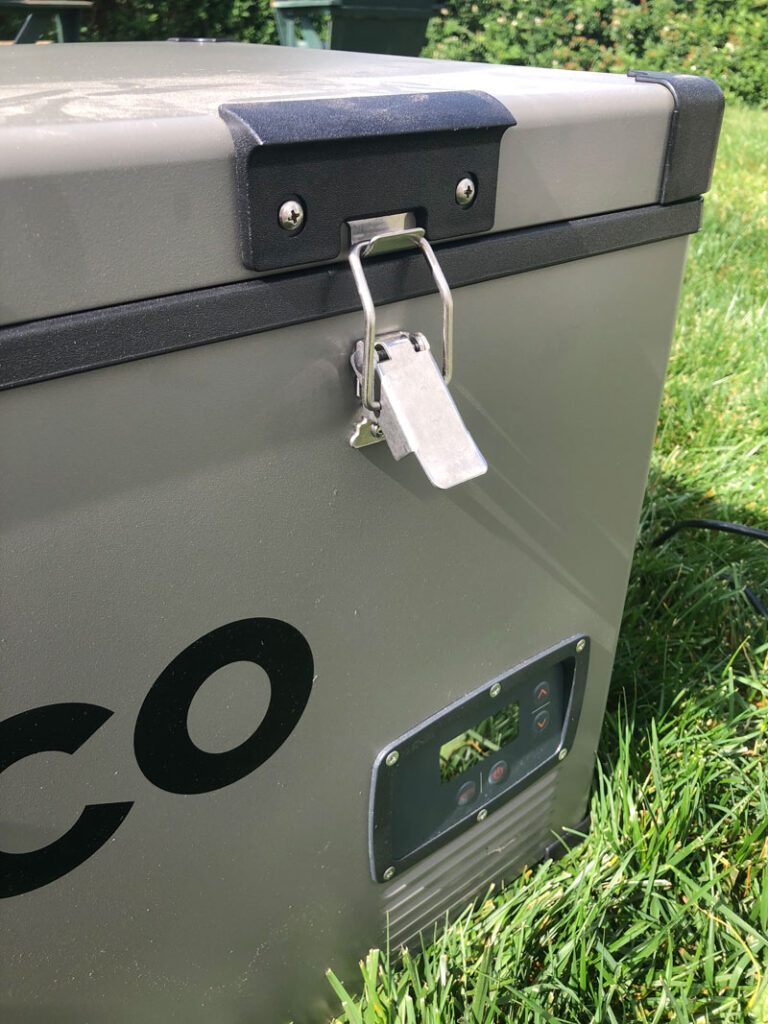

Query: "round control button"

xmin=456 ymin=780 xmax=477 ymax=806
xmin=534 ymin=681 xmax=550 ymax=704
xmin=487 ymin=760 xmax=508 ymax=786
xmin=533 ymin=708 xmax=551 ymax=732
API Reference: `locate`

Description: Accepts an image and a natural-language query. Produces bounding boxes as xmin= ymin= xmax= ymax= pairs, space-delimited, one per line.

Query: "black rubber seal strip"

xmin=219 ymin=91 xmax=515 ymax=271
xmin=0 ymin=199 xmax=701 ymax=392
xmin=628 ymin=71 xmax=724 ymax=204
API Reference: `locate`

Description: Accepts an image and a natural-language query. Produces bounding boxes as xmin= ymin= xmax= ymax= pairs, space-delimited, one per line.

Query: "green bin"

xmin=272 ymin=0 xmax=434 ymax=54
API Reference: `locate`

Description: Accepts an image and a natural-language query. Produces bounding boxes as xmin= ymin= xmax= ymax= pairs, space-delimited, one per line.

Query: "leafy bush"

xmin=0 ymin=0 xmax=276 ymax=45
xmin=86 ymin=0 xmax=277 ymax=43
xmin=424 ymin=0 xmax=768 ymax=107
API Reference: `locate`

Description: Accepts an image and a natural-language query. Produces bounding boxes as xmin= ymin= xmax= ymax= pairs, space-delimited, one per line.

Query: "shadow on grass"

xmin=604 ymin=463 xmax=768 ymax=761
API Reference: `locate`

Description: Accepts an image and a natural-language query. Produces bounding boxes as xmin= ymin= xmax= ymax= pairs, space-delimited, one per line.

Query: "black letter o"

xmin=134 ymin=618 xmax=314 ymax=794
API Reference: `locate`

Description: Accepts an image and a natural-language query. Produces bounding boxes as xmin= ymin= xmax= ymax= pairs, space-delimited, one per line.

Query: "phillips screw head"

xmin=455 ymin=177 xmax=477 ymax=207
xmin=278 ymin=199 xmax=305 ymax=232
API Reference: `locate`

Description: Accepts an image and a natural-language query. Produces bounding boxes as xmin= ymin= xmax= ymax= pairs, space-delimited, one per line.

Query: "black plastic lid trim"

xmin=628 ymin=70 xmax=725 ymax=204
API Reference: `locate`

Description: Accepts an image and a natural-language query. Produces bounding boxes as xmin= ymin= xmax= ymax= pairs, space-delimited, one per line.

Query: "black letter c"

xmin=0 ymin=704 xmax=133 ymax=899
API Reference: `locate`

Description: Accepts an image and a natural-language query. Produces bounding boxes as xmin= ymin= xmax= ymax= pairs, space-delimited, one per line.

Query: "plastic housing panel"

xmin=1 ymin=236 xmax=692 ymax=1023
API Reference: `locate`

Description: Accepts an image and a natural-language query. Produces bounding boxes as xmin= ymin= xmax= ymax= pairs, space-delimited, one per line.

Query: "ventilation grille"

xmin=382 ymin=768 xmax=558 ymax=951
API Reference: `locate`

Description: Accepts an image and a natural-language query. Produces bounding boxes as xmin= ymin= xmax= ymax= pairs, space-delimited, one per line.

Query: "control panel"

xmin=369 ymin=635 xmax=589 ymax=881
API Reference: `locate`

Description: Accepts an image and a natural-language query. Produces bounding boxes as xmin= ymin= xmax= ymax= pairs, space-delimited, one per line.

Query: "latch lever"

xmin=347 ymin=226 xmax=486 ymax=489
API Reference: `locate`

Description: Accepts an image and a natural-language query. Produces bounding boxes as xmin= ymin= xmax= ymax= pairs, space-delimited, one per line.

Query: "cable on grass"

xmin=652 ymin=518 xmax=768 ymax=547
xmin=716 ymin=575 xmax=768 ymax=621
xmin=652 ymin=517 xmax=768 ymax=623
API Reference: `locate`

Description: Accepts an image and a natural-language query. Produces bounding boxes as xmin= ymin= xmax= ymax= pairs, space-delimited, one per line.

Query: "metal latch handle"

xmin=348 ymin=228 xmax=454 ymax=414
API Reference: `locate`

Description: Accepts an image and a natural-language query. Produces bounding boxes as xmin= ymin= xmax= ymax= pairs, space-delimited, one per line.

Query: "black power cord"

xmin=652 ymin=518 xmax=768 ymax=622
xmin=652 ymin=518 xmax=768 ymax=547
xmin=715 ymin=574 xmax=768 ymax=620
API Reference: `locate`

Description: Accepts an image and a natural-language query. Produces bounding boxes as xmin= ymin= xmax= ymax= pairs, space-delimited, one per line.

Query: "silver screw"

xmin=489 ymin=682 xmax=502 ymax=699
xmin=369 ymin=423 xmax=383 ymax=439
xmin=558 ymin=747 xmax=568 ymax=761
xmin=455 ymin=177 xmax=476 ymax=207
xmin=383 ymin=866 xmax=396 ymax=881
xmin=476 ymin=808 xmax=488 ymax=822
xmin=576 ymin=638 xmax=587 ymax=653
xmin=278 ymin=199 xmax=305 ymax=232
xmin=385 ymin=750 xmax=399 ymax=767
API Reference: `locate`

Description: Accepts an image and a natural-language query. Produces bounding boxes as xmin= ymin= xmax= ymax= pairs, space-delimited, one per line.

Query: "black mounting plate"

xmin=219 ymin=91 xmax=515 ymax=272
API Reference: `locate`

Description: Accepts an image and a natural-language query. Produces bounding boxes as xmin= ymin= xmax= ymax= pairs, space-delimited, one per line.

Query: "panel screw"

xmin=476 ymin=808 xmax=488 ymax=822
xmin=278 ymin=199 xmax=305 ymax=232
xmin=383 ymin=866 xmax=396 ymax=881
xmin=385 ymin=750 xmax=399 ymax=767
xmin=576 ymin=638 xmax=587 ymax=653
xmin=455 ymin=177 xmax=476 ymax=207
xmin=558 ymin=747 xmax=568 ymax=761
xmin=489 ymin=682 xmax=502 ymax=699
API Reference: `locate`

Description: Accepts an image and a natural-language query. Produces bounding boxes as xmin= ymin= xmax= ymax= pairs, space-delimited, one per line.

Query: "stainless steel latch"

xmin=347 ymin=224 xmax=487 ymax=489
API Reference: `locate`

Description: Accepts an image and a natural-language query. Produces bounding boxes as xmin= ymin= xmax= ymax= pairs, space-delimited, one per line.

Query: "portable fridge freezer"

xmin=0 ymin=42 xmax=722 ymax=1024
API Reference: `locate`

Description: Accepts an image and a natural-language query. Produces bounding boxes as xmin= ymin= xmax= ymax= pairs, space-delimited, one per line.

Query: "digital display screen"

xmin=439 ymin=701 xmax=520 ymax=784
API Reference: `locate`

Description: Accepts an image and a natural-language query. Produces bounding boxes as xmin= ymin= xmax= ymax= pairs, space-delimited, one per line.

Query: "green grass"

xmin=327 ymin=105 xmax=768 ymax=1023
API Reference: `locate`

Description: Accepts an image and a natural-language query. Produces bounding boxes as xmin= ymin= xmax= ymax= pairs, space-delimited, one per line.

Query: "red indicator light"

xmin=457 ymin=780 xmax=477 ymax=806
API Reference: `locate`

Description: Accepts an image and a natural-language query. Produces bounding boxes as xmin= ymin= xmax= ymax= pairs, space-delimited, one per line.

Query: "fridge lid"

xmin=0 ymin=43 xmax=722 ymax=328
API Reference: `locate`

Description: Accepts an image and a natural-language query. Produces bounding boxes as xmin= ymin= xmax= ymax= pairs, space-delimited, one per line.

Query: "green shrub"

xmin=85 ymin=0 xmax=277 ymax=44
xmin=424 ymin=0 xmax=768 ymax=107
xmin=0 ymin=0 xmax=277 ymax=45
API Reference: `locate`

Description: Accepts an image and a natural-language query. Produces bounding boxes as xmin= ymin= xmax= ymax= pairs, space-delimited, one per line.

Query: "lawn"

xmin=327 ymin=104 xmax=768 ymax=1023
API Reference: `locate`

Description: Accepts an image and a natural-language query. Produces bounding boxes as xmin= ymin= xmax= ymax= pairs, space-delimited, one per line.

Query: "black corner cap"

xmin=543 ymin=813 xmax=591 ymax=863
xmin=628 ymin=70 xmax=724 ymax=205
xmin=219 ymin=91 xmax=515 ymax=272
